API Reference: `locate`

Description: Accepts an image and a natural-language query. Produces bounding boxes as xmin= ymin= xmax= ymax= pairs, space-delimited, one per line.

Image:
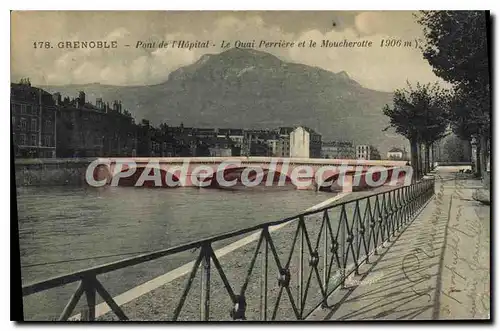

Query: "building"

xmin=206 ymin=137 xmax=238 ymax=157
xmin=249 ymin=140 xmax=271 ymax=156
xmin=256 ymin=132 xmax=280 ymax=156
xmin=321 ymin=141 xmax=356 ymax=159
xmin=275 ymin=127 xmax=293 ymax=157
xmin=55 ymin=91 xmax=137 ymax=157
xmin=387 ymin=147 xmax=405 ymax=160
xmin=289 ymin=126 xmax=322 ymax=158
xmin=356 ymin=145 xmax=371 ymax=160
xmin=191 ymin=128 xmax=217 ymax=139
xmin=216 ymin=128 xmax=244 ymax=150
xmin=243 ymin=130 xmax=269 ymax=156
xmin=11 ymin=80 xmax=57 ymax=158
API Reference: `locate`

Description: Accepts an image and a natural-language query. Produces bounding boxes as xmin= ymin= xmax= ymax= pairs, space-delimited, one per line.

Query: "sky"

xmin=11 ymin=11 xmax=446 ymax=92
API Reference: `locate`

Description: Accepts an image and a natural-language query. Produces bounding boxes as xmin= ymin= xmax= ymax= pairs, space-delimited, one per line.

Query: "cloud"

xmin=11 ymin=11 xmax=445 ymax=91
xmin=354 ymin=12 xmax=387 ymax=35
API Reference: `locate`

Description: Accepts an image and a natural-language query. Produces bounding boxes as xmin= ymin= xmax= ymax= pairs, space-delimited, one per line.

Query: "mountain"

xmin=39 ymin=48 xmax=406 ymax=155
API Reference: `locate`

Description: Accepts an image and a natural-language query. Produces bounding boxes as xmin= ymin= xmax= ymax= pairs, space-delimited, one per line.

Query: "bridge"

xmin=20 ymin=167 xmax=490 ymax=321
xmin=89 ymin=157 xmax=411 ymax=192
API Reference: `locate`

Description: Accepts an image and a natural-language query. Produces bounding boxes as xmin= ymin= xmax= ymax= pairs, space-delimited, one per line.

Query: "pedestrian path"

xmin=308 ymin=167 xmax=490 ymax=320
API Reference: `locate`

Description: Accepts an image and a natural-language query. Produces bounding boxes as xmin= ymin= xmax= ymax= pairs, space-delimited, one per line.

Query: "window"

xmin=20 ymin=118 xmax=27 ymax=131
xmin=19 ymin=133 xmax=26 ymax=145
xmin=27 ymin=105 xmax=33 ymax=114
xmin=11 ymin=116 xmax=15 ymax=127
xmin=21 ymin=104 xmax=26 ymax=114
xmin=31 ymin=119 xmax=37 ymax=132
xmin=44 ymin=135 xmax=51 ymax=146
xmin=31 ymin=134 xmax=37 ymax=146
xmin=45 ymin=120 xmax=52 ymax=130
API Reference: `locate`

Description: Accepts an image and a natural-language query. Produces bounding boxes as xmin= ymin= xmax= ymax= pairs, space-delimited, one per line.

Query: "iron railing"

xmin=21 ymin=178 xmax=435 ymax=321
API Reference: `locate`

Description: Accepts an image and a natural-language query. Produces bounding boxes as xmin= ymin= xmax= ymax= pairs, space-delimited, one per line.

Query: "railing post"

xmin=323 ymin=212 xmax=328 ymax=301
xmin=59 ymin=281 xmax=84 ymax=321
xmin=260 ymin=228 xmax=269 ymax=321
xmin=200 ymin=243 xmax=211 ymax=321
xmin=81 ymin=276 xmax=96 ymax=321
xmin=354 ymin=201 xmax=360 ymax=275
xmin=298 ymin=218 xmax=304 ymax=316
xmin=340 ymin=206 xmax=346 ymax=289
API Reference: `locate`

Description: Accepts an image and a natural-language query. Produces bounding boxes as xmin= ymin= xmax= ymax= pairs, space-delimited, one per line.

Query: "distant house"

xmin=242 ymin=129 xmax=277 ymax=156
xmin=290 ymin=126 xmax=322 ymax=158
xmin=206 ymin=137 xmax=238 ymax=157
xmin=11 ymin=81 xmax=57 ymax=158
xmin=321 ymin=141 xmax=355 ymax=159
xmin=275 ymin=127 xmax=294 ymax=157
xmin=192 ymin=128 xmax=217 ymax=139
xmin=216 ymin=128 xmax=244 ymax=148
xmin=387 ymin=147 xmax=405 ymax=160
xmin=356 ymin=145 xmax=371 ymax=160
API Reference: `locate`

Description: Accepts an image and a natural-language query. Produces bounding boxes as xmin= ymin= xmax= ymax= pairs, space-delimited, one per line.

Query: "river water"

xmin=16 ymin=185 xmax=336 ymax=320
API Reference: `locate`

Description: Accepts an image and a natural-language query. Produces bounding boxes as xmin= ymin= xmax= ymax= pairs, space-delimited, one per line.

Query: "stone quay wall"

xmin=14 ymin=158 xmax=95 ymax=186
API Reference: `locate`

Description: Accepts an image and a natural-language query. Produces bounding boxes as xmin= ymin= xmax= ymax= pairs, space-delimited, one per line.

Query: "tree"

xmin=383 ymin=82 xmax=449 ymax=179
xmin=442 ymin=134 xmax=471 ymax=163
xmin=417 ymin=11 xmax=490 ymax=176
xmin=369 ymin=146 xmax=381 ymax=160
xmin=419 ymin=85 xmax=450 ymax=173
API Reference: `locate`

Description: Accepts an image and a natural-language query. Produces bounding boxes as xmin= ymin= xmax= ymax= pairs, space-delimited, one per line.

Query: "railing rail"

xmin=22 ymin=178 xmax=435 ymax=321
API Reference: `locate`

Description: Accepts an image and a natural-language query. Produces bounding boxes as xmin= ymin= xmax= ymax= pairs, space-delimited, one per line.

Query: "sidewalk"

xmin=308 ymin=167 xmax=490 ymax=320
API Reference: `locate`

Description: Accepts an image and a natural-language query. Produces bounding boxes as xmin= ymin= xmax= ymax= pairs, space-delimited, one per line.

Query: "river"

xmin=17 ymin=185 xmax=336 ymax=320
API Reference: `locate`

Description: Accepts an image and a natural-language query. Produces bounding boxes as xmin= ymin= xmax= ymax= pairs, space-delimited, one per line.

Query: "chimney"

xmin=96 ymin=98 xmax=103 ymax=110
xmin=112 ymin=100 xmax=119 ymax=112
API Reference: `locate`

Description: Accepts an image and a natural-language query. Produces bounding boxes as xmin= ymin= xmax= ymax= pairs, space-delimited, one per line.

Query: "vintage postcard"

xmin=11 ymin=10 xmax=491 ymax=321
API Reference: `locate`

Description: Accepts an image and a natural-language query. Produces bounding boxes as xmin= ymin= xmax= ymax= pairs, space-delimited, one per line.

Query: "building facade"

xmin=356 ymin=145 xmax=371 ymax=160
xmin=216 ymin=129 xmax=244 ymax=149
xmin=290 ymin=126 xmax=322 ymax=158
xmin=11 ymin=81 xmax=57 ymax=158
xmin=387 ymin=147 xmax=405 ymax=160
xmin=55 ymin=91 xmax=137 ymax=158
xmin=321 ymin=141 xmax=356 ymax=159
xmin=275 ymin=127 xmax=293 ymax=157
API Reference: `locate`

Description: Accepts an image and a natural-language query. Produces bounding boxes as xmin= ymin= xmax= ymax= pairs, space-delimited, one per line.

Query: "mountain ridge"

xmin=38 ymin=48 xmax=405 ymax=155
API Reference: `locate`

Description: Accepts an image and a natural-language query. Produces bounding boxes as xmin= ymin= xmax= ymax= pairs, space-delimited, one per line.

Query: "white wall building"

xmin=356 ymin=145 xmax=371 ymax=160
xmin=387 ymin=147 xmax=404 ymax=160
xmin=209 ymin=147 xmax=232 ymax=157
xmin=290 ymin=126 xmax=310 ymax=158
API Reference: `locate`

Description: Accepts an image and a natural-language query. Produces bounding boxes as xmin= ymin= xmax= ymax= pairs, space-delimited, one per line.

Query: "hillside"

xmin=40 ymin=48 xmax=406 ymax=155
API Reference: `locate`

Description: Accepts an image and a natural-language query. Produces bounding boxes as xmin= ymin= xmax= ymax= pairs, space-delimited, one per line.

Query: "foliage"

xmin=417 ymin=11 xmax=489 ymax=86
xmin=416 ymin=11 xmax=490 ymax=135
xmin=369 ymin=145 xmax=381 ymax=160
xmin=442 ymin=135 xmax=471 ymax=162
xmin=382 ymin=82 xmax=449 ymax=145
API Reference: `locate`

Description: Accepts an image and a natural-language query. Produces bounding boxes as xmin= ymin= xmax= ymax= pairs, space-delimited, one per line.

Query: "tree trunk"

xmin=464 ymin=140 xmax=472 ymax=162
xmin=480 ymin=132 xmax=490 ymax=188
xmin=410 ymin=139 xmax=419 ymax=181
xmin=424 ymin=143 xmax=431 ymax=174
xmin=475 ymin=138 xmax=482 ymax=177
xmin=479 ymin=132 xmax=489 ymax=174
xmin=418 ymin=143 xmax=424 ymax=177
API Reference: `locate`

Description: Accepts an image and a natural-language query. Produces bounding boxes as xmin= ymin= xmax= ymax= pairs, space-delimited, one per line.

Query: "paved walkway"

xmin=309 ymin=167 xmax=490 ymax=320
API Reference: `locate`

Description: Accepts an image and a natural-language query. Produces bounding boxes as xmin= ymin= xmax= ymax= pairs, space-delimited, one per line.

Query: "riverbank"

xmin=310 ymin=168 xmax=490 ymax=320
xmin=14 ymin=158 xmax=94 ymax=186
